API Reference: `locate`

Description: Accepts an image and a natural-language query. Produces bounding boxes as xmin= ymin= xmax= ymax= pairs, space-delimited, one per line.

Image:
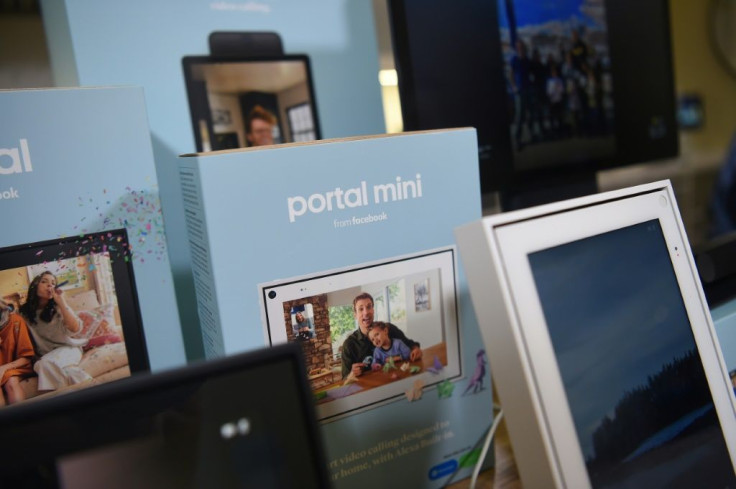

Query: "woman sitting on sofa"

xmin=19 ymin=271 xmax=91 ymax=392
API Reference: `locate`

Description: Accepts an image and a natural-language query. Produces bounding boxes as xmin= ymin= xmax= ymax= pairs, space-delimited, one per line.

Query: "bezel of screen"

xmin=182 ymin=54 xmax=321 ymax=152
xmin=0 ymin=229 xmax=149 ymax=405
xmin=492 ymin=189 xmax=736 ymax=487
xmin=259 ymin=248 xmax=462 ymax=421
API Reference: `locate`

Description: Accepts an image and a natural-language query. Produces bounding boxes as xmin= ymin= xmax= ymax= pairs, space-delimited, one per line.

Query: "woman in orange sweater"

xmin=0 ymin=300 xmax=35 ymax=406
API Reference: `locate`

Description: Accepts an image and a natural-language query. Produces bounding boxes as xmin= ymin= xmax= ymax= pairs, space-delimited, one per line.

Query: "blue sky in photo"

xmin=498 ymin=0 xmax=593 ymax=29
xmin=528 ymin=220 xmax=704 ymax=459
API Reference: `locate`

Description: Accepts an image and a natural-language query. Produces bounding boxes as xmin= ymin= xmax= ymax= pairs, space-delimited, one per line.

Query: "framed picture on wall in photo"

xmin=211 ymin=108 xmax=232 ymax=125
xmin=414 ymin=278 xmax=430 ymax=312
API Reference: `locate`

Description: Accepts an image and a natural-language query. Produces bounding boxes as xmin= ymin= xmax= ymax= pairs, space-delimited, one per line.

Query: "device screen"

xmin=182 ymin=56 xmax=320 ymax=152
xmin=260 ymin=248 xmax=461 ymax=421
xmin=0 ymin=229 xmax=148 ymax=407
xmin=390 ymin=0 xmax=678 ymax=195
xmin=0 ymin=349 xmax=328 ymax=489
xmin=529 ymin=220 xmax=735 ymax=488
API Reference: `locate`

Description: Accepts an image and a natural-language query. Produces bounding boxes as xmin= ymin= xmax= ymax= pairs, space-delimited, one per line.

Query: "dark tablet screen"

xmin=0 ymin=343 xmax=331 ymax=489
xmin=529 ymin=220 xmax=736 ymax=488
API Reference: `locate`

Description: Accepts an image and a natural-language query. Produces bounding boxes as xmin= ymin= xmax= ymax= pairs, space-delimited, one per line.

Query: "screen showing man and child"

xmin=261 ymin=249 xmax=462 ymax=420
xmin=0 ymin=230 xmax=145 ymax=409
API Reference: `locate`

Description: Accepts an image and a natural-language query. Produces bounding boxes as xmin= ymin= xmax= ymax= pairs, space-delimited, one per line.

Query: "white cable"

xmin=469 ymin=409 xmax=504 ymax=489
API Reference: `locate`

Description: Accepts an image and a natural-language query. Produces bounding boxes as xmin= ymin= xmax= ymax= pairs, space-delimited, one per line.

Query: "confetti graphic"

xmin=437 ymin=379 xmax=455 ymax=399
xmin=405 ymin=378 xmax=425 ymax=402
xmin=65 ymin=185 xmax=168 ymax=265
xmin=427 ymin=355 xmax=444 ymax=375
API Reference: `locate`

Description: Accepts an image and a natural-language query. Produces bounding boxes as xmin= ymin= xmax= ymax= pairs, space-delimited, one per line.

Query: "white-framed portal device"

xmin=455 ymin=180 xmax=736 ymax=488
xmin=259 ymin=247 xmax=462 ymax=422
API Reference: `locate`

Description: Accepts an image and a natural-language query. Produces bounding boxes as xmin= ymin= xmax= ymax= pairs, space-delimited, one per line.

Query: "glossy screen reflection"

xmin=0 ymin=345 xmax=329 ymax=489
xmin=57 ymin=360 xmax=321 ymax=488
xmin=529 ymin=220 xmax=736 ymax=488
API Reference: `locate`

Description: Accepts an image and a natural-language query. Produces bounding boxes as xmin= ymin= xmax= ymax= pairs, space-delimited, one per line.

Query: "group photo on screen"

xmin=389 ymin=0 xmax=679 ymax=194
xmin=498 ymin=0 xmax=616 ymax=169
xmin=0 ymin=231 xmax=145 ymax=408
xmin=261 ymin=249 xmax=462 ymax=420
xmin=182 ymin=56 xmax=320 ymax=152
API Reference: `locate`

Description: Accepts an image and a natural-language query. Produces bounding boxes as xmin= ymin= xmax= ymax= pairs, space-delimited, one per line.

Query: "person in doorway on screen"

xmin=368 ymin=321 xmax=412 ymax=370
xmin=0 ymin=300 xmax=35 ymax=405
xmin=340 ymin=292 xmax=421 ymax=378
xmin=19 ymin=271 xmax=91 ymax=392
xmin=245 ymin=105 xmax=277 ymax=147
